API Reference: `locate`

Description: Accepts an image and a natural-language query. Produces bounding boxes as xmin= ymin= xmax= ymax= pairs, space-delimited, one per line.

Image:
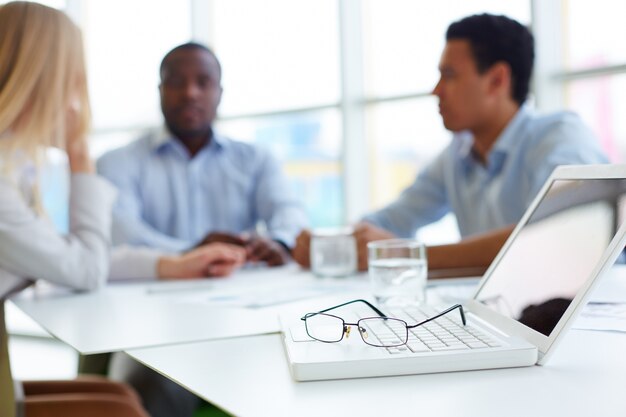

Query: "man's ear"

xmin=487 ymin=62 xmax=512 ymax=98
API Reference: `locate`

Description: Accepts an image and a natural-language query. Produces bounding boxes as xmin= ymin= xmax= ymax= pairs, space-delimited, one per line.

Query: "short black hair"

xmin=159 ymin=42 xmax=221 ymax=80
xmin=446 ymin=14 xmax=534 ymax=105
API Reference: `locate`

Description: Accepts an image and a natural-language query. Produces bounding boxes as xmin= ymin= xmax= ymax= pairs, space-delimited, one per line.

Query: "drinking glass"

xmin=310 ymin=227 xmax=357 ymax=277
xmin=367 ymin=239 xmax=427 ymax=306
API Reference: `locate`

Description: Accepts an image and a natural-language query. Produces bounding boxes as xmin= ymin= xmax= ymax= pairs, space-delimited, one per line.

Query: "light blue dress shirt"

xmin=97 ymin=128 xmax=308 ymax=252
xmin=363 ymin=106 xmax=609 ymax=238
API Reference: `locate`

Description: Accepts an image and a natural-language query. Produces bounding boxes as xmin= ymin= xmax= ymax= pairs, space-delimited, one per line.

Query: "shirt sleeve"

xmin=524 ymin=114 xmax=609 ymax=207
xmin=253 ymin=151 xmax=309 ymax=248
xmin=362 ymin=152 xmax=451 ymax=238
xmin=109 ymin=245 xmax=164 ymax=281
xmin=97 ymin=152 xmax=191 ymax=252
xmin=0 ymin=174 xmax=116 ymax=292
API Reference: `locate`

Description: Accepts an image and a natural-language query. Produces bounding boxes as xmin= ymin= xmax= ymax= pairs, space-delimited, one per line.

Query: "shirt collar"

xmin=490 ymin=104 xmax=531 ymax=155
xmin=457 ymin=132 xmax=475 ymax=173
xmin=458 ymin=105 xmax=531 ymax=176
xmin=149 ymin=125 xmax=224 ymax=155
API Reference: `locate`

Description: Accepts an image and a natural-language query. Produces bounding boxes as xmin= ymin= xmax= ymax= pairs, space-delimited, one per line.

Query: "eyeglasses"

xmin=301 ymin=299 xmax=466 ymax=347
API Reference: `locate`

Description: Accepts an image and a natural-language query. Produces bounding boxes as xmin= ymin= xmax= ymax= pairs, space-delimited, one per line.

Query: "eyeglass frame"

xmin=301 ymin=299 xmax=467 ymax=347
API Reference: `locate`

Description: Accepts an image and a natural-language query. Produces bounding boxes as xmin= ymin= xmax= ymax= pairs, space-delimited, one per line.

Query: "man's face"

xmin=432 ymin=40 xmax=493 ymax=132
xmin=159 ymin=48 xmax=222 ymax=139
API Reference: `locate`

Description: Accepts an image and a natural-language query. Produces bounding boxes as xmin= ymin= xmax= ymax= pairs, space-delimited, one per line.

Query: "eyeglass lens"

xmin=304 ymin=313 xmax=345 ymax=342
xmin=358 ymin=318 xmax=408 ymax=347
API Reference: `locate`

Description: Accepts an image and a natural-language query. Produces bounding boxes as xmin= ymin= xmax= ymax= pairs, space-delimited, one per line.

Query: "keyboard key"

xmin=407 ymin=342 xmax=430 ymax=352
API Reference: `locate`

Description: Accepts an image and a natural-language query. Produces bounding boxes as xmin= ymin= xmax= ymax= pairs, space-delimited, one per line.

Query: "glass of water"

xmin=310 ymin=227 xmax=357 ymax=277
xmin=367 ymin=239 xmax=428 ymax=306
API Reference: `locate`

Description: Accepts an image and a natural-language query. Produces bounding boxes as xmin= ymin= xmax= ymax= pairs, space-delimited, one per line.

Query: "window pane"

xmin=366 ymin=97 xmax=461 ymax=244
xmin=216 ymin=110 xmax=343 ymax=227
xmin=565 ymin=75 xmax=626 ymax=162
xmin=366 ymin=97 xmax=449 ymax=209
xmin=362 ymin=0 xmax=531 ymax=97
xmin=564 ymin=0 xmax=626 ymax=70
xmin=89 ymin=129 xmax=146 ymax=158
xmin=41 ymin=150 xmax=70 ymax=233
xmin=81 ymin=0 xmax=192 ymax=130
xmin=212 ymin=0 xmax=340 ymax=116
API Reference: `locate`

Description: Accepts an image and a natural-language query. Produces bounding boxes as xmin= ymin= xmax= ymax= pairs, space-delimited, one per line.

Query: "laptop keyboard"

xmin=370 ymin=305 xmax=502 ymax=355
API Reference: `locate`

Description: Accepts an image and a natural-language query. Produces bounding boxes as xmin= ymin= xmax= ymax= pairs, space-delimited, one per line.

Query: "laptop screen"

xmin=475 ymin=178 xmax=626 ymax=336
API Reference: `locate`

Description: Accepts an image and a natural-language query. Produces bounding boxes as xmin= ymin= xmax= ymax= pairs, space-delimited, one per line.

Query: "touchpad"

xmin=289 ymin=325 xmax=315 ymax=342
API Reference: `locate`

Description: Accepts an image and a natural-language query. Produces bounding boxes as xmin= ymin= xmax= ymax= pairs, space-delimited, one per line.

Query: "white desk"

xmin=122 ymin=267 xmax=626 ymax=417
xmin=126 ymin=329 xmax=626 ymax=417
xmin=12 ymin=263 xmax=626 ymax=416
xmin=10 ymin=265 xmax=365 ymax=354
xmin=9 ymin=262 xmax=477 ymax=354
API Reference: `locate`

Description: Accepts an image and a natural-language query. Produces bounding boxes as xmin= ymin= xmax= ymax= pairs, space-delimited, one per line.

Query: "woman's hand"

xmin=65 ymin=100 xmax=94 ymax=174
xmin=157 ymin=243 xmax=247 ymax=279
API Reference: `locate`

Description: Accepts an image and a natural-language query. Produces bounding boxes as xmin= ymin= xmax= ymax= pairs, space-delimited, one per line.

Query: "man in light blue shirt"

xmin=98 ymin=42 xmax=308 ymax=417
xmin=98 ymin=42 xmax=307 ymax=267
xmin=362 ymin=106 xmax=606 ymax=238
xmin=294 ymin=14 xmax=607 ymax=271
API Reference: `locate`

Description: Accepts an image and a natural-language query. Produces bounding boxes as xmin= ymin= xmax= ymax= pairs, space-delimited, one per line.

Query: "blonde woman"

xmin=0 ymin=2 xmax=245 ymax=417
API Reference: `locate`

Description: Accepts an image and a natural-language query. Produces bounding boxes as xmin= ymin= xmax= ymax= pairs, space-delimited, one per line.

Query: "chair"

xmin=2 ymin=301 xmax=149 ymax=417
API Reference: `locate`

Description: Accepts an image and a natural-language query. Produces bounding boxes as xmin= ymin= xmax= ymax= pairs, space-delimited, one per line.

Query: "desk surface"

xmin=124 ymin=266 xmax=626 ymax=417
xmin=11 ymin=263 xmax=626 ymax=355
xmin=10 ymin=264 xmax=479 ymax=354
xmin=11 ymin=265 xmax=364 ymax=354
xmin=127 ymin=329 xmax=626 ymax=417
xmin=12 ymin=263 xmax=626 ymax=416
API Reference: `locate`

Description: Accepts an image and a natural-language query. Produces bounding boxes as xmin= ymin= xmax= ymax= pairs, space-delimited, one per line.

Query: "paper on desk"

xmin=573 ymin=302 xmax=626 ymax=332
xmin=588 ymin=269 xmax=626 ymax=303
xmin=571 ymin=265 xmax=626 ymax=332
xmin=176 ymin=280 xmax=357 ymax=309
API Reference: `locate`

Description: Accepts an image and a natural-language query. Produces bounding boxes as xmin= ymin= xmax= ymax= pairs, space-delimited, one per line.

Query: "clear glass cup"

xmin=367 ymin=239 xmax=428 ymax=306
xmin=310 ymin=227 xmax=357 ymax=277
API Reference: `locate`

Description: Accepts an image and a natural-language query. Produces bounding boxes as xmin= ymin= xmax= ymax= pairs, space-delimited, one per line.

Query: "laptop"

xmin=281 ymin=164 xmax=626 ymax=381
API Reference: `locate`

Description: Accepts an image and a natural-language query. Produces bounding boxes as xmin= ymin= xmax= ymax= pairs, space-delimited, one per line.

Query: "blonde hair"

xmin=0 ymin=1 xmax=91 ymax=169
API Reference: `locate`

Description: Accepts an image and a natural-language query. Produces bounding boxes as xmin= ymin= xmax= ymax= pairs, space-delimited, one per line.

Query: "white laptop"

xmin=281 ymin=164 xmax=626 ymax=381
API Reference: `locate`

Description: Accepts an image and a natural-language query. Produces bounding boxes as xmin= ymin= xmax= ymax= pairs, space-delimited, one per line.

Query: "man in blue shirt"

xmin=98 ymin=43 xmax=308 ymax=417
xmin=294 ymin=14 xmax=608 ymax=272
xmin=98 ymin=42 xmax=307 ymax=267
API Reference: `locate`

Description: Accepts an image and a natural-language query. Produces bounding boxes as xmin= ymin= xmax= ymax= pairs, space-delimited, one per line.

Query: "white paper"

xmin=573 ymin=302 xmax=626 ymax=332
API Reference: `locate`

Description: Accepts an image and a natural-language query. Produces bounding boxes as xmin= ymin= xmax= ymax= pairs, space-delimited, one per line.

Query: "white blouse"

xmin=0 ymin=173 xmax=163 ymax=300
xmin=0 ymin=173 xmax=116 ymax=298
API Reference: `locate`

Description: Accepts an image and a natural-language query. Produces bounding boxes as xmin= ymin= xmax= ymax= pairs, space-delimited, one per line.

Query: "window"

xmin=81 ymin=0 xmax=192 ymax=131
xmin=217 ymin=109 xmax=343 ymax=227
xmin=211 ymin=0 xmax=340 ymax=116
xmin=544 ymin=0 xmax=626 ymax=164
xmin=564 ymin=0 xmax=626 ymax=71
xmin=209 ymin=0 xmax=342 ymax=227
xmin=565 ymin=75 xmax=626 ymax=162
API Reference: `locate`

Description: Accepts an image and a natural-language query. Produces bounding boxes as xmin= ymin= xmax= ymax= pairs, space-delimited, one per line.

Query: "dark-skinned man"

xmin=98 ymin=43 xmax=307 ymax=417
xmin=98 ymin=42 xmax=307 ymax=268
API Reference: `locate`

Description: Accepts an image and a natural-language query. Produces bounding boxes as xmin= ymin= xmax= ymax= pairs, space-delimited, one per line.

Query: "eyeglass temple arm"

xmin=406 ymin=304 xmax=467 ymax=329
xmin=301 ymin=299 xmax=388 ymax=321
